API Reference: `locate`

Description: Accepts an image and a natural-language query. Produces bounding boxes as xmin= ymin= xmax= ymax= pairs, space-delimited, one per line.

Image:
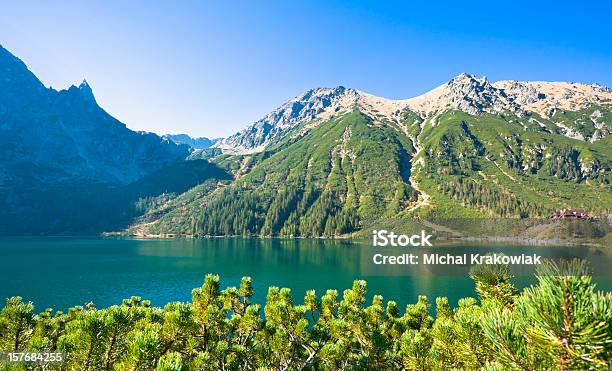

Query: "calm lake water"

xmin=0 ymin=237 xmax=610 ymax=311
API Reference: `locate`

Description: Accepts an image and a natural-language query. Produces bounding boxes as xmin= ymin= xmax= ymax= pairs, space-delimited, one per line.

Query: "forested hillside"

xmin=415 ymin=109 xmax=611 ymax=219
xmin=137 ymin=102 xmax=611 ymax=237
xmin=139 ymin=110 xmax=417 ymax=236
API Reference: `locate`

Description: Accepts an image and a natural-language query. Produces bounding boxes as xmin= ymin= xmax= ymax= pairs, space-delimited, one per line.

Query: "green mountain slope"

xmin=136 ymin=104 xmax=611 ymax=237
xmin=139 ymin=110 xmax=418 ymax=236
xmin=414 ymin=108 xmax=611 ymax=219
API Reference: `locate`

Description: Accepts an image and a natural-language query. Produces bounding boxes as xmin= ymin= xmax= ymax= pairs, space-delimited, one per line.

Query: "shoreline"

xmin=101 ymin=231 xmax=608 ymax=248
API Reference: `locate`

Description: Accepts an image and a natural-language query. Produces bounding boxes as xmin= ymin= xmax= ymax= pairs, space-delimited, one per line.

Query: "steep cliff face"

xmin=0 ymin=45 xmax=189 ymax=185
xmin=0 ymin=44 xmax=191 ymax=234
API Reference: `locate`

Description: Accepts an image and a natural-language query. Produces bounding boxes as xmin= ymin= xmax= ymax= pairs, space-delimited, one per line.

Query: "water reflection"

xmin=0 ymin=237 xmax=609 ymax=312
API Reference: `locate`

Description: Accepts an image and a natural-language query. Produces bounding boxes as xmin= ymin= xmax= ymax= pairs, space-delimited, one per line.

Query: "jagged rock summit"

xmin=215 ymin=73 xmax=612 ymax=153
xmin=403 ymin=73 xmax=522 ymax=115
xmin=0 ymin=44 xmax=189 ymax=185
xmin=0 ymin=43 xmax=193 ymax=233
xmin=214 ymin=86 xmax=362 ymax=152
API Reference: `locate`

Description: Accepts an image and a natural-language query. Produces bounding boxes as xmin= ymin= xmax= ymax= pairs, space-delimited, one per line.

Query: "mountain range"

xmin=0 ymin=44 xmax=610 ymax=238
xmin=214 ymin=74 xmax=611 ymax=153
xmin=137 ymin=74 xmax=611 ymax=239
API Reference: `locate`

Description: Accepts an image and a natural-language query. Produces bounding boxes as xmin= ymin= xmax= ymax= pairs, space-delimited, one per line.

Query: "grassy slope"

xmin=413 ymin=109 xmax=611 ymax=217
xmin=144 ymin=110 xmax=418 ymax=236
xmin=137 ymin=106 xmax=611 ymax=238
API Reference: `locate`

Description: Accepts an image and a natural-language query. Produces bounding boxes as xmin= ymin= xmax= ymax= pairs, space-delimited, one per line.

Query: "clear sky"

xmin=1 ymin=0 xmax=611 ymax=138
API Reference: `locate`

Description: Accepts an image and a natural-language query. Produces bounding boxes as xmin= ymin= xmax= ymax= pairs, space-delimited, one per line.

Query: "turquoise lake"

xmin=0 ymin=237 xmax=610 ymax=311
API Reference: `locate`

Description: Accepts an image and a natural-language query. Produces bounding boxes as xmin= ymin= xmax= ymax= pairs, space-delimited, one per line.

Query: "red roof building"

xmin=550 ymin=209 xmax=589 ymax=220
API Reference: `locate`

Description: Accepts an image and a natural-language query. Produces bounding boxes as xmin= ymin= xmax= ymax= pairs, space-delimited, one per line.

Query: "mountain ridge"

xmin=0 ymin=44 xmax=189 ymax=184
xmin=137 ymin=108 xmax=611 ymax=238
xmin=137 ymin=75 xmax=611 ymax=238
xmin=214 ymin=73 xmax=612 ymax=154
xmin=0 ymin=44 xmax=195 ymax=234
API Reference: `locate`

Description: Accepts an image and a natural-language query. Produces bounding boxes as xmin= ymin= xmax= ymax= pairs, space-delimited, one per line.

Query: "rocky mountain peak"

xmin=58 ymin=79 xmax=98 ymax=107
xmin=78 ymin=79 xmax=91 ymax=91
xmin=76 ymin=79 xmax=96 ymax=102
xmin=446 ymin=73 xmax=496 ymax=99
xmin=214 ymin=86 xmax=360 ymax=152
xmin=404 ymin=73 xmax=522 ymax=115
xmin=449 ymin=72 xmax=487 ymax=85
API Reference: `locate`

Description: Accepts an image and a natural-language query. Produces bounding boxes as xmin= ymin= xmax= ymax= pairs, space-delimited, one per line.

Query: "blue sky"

xmin=1 ymin=0 xmax=611 ymax=137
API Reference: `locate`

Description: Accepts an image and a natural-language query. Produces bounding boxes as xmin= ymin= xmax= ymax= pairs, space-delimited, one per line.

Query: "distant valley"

xmin=163 ymin=134 xmax=222 ymax=149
